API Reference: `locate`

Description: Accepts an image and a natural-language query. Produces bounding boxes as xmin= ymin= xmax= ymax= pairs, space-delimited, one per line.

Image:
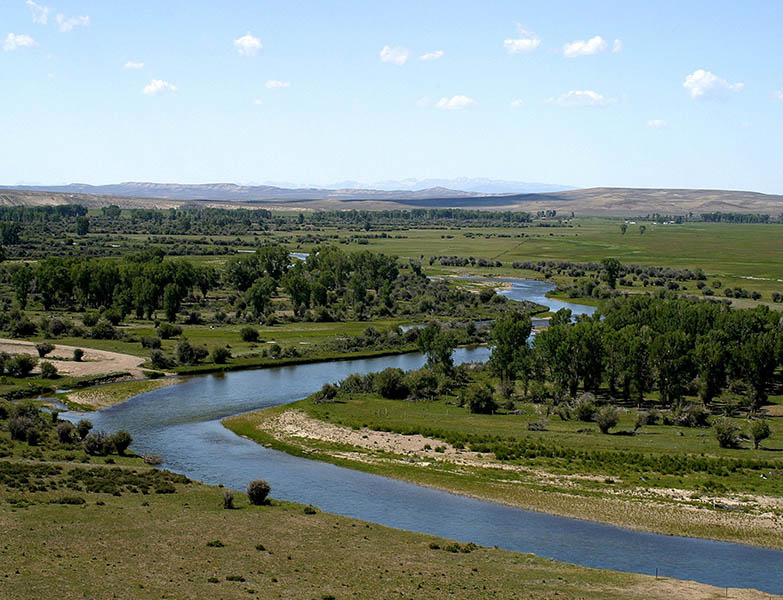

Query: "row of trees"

xmin=490 ymin=296 xmax=783 ymax=411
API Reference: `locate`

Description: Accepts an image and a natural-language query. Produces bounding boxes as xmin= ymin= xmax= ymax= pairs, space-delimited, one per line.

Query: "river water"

xmin=62 ymin=279 xmax=783 ymax=594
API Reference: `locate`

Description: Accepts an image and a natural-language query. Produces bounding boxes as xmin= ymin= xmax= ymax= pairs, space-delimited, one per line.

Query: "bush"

xmin=247 ymin=479 xmax=271 ymax=505
xmin=6 ymin=354 xmax=38 ymax=377
xmin=574 ymin=393 xmax=597 ymax=422
xmin=240 ymin=326 xmax=259 ymax=342
xmin=464 ymin=383 xmax=497 ymax=415
xmin=76 ymin=418 xmax=93 ymax=439
xmin=211 ymin=346 xmax=232 ymax=364
xmin=314 ymin=382 xmax=338 ymax=403
xmin=714 ymin=418 xmax=742 ymax=449
xmin=110 ymin=430 xmax=133 ymax=455
xmin=373 ymin=368 xmax=409 ymax=399
xmin=102 ymin=307 xmax=123 ymax=325
xmin=750 ymin=420 xmax=771 ymax=450
xmin=8 ymin=416 xmax=34 ymax=441
xmin=82 ymin=312 xmax=99 ymax=327
xmin=269 ymin=344 xmax=281 ymax=358
xmin=674 ymin=403 xmax=711 ymax=428
xmin=176 ymin=339 xmax=209 ymax=365
xmin=141 ymin=336 xmax=162 ymax=349
xmin=36 ymin=342 xmax=55 ymax=357
xmin=40 ymin=361 xmax=58 ymax=379
xmin=222 ymin=490 xmax=234 ymax=509
xmin=150 ymin=349 xmax=172 ymax=370
xmin=595 ymin=405 xmax=619 ymax=434
xmin=57 ymin=421 xmax=75 ymax=443
xmin=157 ymin=322 xmax=182 ymax=340
xmin=73 ymin=348 xmax=84 ymax=362
xmin=90 ymin=320 xmax=116 ymax=340
xmin=84 ymin=431 xmax=113 ymax=455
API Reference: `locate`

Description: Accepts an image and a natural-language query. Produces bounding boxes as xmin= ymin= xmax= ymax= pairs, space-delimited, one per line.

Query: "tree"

xmin=639 ymin=225 xmax=647 ymax=235
xmin=40 ymin=361 xmax=58 ymax=379
xmin=247 ymin=479 xmax=271 ymax=505
xmin=6 ymin=354 xmax=38 ymax=377
xmin=417 ymin=324 xmax=456 ymax=372
xmin=176 ymin=339 xmax=208 ymax=365
xmin=11 ymin=265 xmax=33 ymax=309
xmin=76 ymin=418 xmax=93 ymax=439
xmin=36 ymin=342 xmax=55 ymax=358
xmin=247 ymin=277 xmax=276 ymax=317
xmin=110 ymin=430 xmax=133 ymax=455
xmin=694 ymin=331 xmax=728 ymax=404
xmin=211 ymin=346 xmax=231 ymax=364
xmin=750 ymin=420 xmax=770 ymax=450
xmin=595 ymin=405 xmax=619 ymax=434
xmin=489 ymin=312 xmax=532 ymax=383
xmin=257 ymin=245 xmax=290 ymax=280
xmin=373 ymin=368 xmax=409 ymax=399
xmin=735 ymin=332 xmax=778 ymax=412
xmin=650 ymin=330 xmax=692 ymax=407
xmin=163 ymin=283 xmax=183 ymax=322
xmin=714 ymin=418 xmax=741 ymax=449
xmin=601 ymin=258 xmax=622 ymax=289
xmin=620 ymin=223 xmax=628 ymax=235
xmin=240 ymin=326 xmax=259 ymax=342
xmin=76 ymin=216 xmax=90 ymax=235
xmin=464 ymin=383 xmax=497 ymax=414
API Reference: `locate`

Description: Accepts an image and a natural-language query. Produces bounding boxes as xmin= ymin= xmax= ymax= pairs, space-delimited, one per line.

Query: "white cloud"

xmin=435 ymin=95 xmax=477 ymax=110
xmin=234 ymin=33 xmax=262 ymax=56
xmin=548 ymin=90 xmax=616 ymax=108
xmin=647 ymin=119 xmax=668 ymax=129
xmin=3 ymin=33 xmax=37 ymax=51
xmin=509 ymin=98 xmax=525 ymax=108
xmin=683 ymin=69 xmax=743 ymax=100
xmin=56 ymin=14 xmax=89 ymax=32
xmin=124 ymin=61 xmax=144 ymax=69
xmin=504 ymin=26 xmax=540 ymax=54
xmin=612 ymin=39 xmax=623 ymax=53
xmin=563 ymin=36 xmax=608 ymax=58
xmin=142 ymin=79 xmax=178 ymax=95
xmin=265 ymin=79 xmax=290 ymax=89
xmin=253 ymin=98 xmax=263 ymax=105
xmin=773 ymin=91 xmax=783 ymax=101
xmin=419 ymin=50 xmax=444 ymax=61
xmin=26 ymin=1 xmax=50 ymax=25
xmin=380 ymin=45 xmax=410 ymax=65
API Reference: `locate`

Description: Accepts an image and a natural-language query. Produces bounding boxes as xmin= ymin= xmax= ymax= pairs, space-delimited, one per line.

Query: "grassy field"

xmin=2 ymin=436 xmax=762 ymax=599
xmin=225 ymin=389 xmax=783 ymax=550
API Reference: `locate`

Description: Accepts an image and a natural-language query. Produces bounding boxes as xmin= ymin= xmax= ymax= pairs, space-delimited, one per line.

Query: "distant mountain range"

xmin=317 ymin=178 xmax=576 ymax=194
xmin=1 ymin=183 xmax=782 ymax=216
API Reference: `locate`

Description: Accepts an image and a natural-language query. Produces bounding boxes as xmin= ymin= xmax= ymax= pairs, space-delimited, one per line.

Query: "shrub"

xmin=150 ymin=349 xmax=172 ymax=370
xmin=90 ymin=320 xmax=116 ymax=340
xmin=8 ymin=416 xmax=34 ymax=441
xmin=714 ymin=418 xmax=741 ymax=449
xmin=464 ymin=383 xmax=497 ymax=415
xmin=102 ymin=307 xmax=123 ymax=326
xmin=247 ymin=479 xmax=271 ymax=505
xmin=222 ymin=490 xmax=234 ymax=509
xmin=574 ymin=393 xmax=597 ymax=422
xmin=40 ymin=361 xmax=58 ymax=379
xmin=750 ymin=420 xmax=771 ymax=450
xmin=57 ymin=421 xmax=75 ymax=443
xmin=176 ymin=339 xmax=208 ymax=366
xmin=141 ymin=336 xmax=162 ymax=349
xmin=6 ymin=354 xmax=38 ymax=377
xmin=240 ymin=326 xmax=259 ymax=342
xmin=674 ymin=403 xmax=711 ymax=428
xmin=84 ymin=431 xmax=113 ymax=455
xmin=157 ymin=322 xmax=182 ymax=339
xmin=314 ymin=382 xmax=338 ymax=403
xmin=110 ymin=430 xmax=133 ymax=455
xmin=73 ymin=348 xmax=84 ymax=362
xmin=404 ymin=369 xmax=439 ymax=401
xmin=36 ymin=342 xmax=55 ymax=358
xmin=373 ymin=368 xmax=409 ymax=399
xmin=76 ymin=418 xmax=93 ymax=439
xmin=211 ymin=346 xmax=231 ymax=364
xmin=268 ymin=344 xmax=281 ymax=358
xmin=82 ymin=312 xmax=99 ymax=327
xmin=595 ymin=405 xmax=619 ymax=434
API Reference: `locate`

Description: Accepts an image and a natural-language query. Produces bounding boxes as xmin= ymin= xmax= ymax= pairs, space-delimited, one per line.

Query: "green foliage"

xmin=240 ymin=326 xmax=259 ymax=342
xmin=35 ymin=342 xmax=55 ymax=357
xmin=464 ymin=383 xmax=497 ymax=415
xmin=110 ymin=430 xmax=133 ymax=455
xmin=595 ymin=405 xmax=620 ymax=434
xmin=211 ymin=346 xmax=231 ymax=364
xmin=373 ymin=368 xmax=409 ymax=400
xmin=157 ymin=322 xmax=182 ymax=339
xmin=6 ymin=353 xmax=38 ymax=377
xmin=750 ymin=420 xmax=771 ymax=450
xmin=76 ymin=419 xmax=93 ymax=440
xmin=176 ymin=339 xmax=209 ymax=366
xmin=40 ymin=361 xmax=58 ymax=379
xmin=714 ymin=418 xmax=742 ymax=449
xmin=73 ymin=348 xmax=84 ymax=362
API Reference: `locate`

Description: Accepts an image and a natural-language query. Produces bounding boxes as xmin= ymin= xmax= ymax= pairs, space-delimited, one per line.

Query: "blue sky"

xmin=2 ymin=0 xmax=782 ymax=193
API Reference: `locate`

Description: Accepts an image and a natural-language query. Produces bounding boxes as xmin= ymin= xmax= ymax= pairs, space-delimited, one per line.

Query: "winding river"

xmin=62 ymin=279 xmax=783 ymax=594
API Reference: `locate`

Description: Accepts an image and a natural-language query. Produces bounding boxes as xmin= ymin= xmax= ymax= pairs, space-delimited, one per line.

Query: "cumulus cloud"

xmin=265 ymin=79 xmax=290 ymax=89
xmin=647 ymin=119 xmax=668 ymax=129
xmin=124 ymin=61 xmax=144 ymax=69
xmin=563 ymin=36 xmax=608 ymax=57
xmin=3 ymin=33 xmax=37 ymax=51
xmin=234 ymin=33 xmax=262 ymax=56
xmin=380 ymin=45 xmax=410 ymax=65
xmin=435 ymin=95 xmax=477 ymax=110
xmin=504 ymin=26 xmax=540 ymax=54
xmin=56 ymin=14 xmax=89 ymax=32
xmin=683 ymin=69 xmax=743 ymax=100
xmin=26 ymin=0 xmax=50 ymax=24
xmin=509 ymin=98 xmax=525 ymax=108
xmin=612 ymin=39 xmax=623 ymax=53
xmin=142 ymin=79 xmax=178 ymax=95
xmin=548 ymin=90 xmax=616 ymax=108
xmin=419 ymin=50 xmax=444 ymax=61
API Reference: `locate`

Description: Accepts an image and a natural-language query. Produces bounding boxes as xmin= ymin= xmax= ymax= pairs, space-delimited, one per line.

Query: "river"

xmin=62 ymin=278 xmax=783 ymax=594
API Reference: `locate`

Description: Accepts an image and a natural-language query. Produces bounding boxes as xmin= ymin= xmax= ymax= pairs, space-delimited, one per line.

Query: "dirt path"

xmin=0 ymin=338 xmax=147 ymax=378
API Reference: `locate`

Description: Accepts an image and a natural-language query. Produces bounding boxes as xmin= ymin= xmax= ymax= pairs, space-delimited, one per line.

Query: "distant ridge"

xmin=1 ymin=184 xmax=782 ymax=216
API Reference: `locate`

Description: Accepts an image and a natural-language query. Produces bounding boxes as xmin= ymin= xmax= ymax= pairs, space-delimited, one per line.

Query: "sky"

xmin=1 ymin=0 xmax=782 ymax=193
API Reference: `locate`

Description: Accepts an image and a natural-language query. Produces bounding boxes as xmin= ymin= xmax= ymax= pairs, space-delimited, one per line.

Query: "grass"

xmin=1 ymin=434 xmax=751 ymax=599
xmin=60 ymin=377 xmax=179 ymax=410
